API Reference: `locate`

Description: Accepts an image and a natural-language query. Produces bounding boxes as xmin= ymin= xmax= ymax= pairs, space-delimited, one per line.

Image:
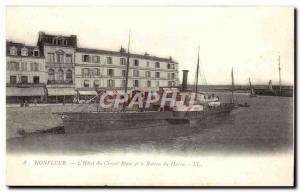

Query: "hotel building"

xmin=6 ymin=32 xmax=179 ymax=103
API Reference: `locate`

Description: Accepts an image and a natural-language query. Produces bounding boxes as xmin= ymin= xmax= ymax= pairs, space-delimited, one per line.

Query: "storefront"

xmin=47 ymin=87 xmax=77 ymax=103
xmin=77 ymin=89 xmax=98 ymax=103
xmin=6 ymin=87 xmax=46 ymax=104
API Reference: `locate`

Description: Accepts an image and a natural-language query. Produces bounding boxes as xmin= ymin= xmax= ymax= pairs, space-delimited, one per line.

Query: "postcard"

xmin=6 ymin=6 xmax=294 ymax=186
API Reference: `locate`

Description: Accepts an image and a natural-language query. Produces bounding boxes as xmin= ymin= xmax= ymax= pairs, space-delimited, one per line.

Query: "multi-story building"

xmin=6 ymin=32 xmax=180 ymax=103
xmin=37 ymin=32 xmax=77 ymax=103
xmin=75 ymin=47 xmax=179 ymax=90
xmin=6 ymin=41 xmax=46 ymax=103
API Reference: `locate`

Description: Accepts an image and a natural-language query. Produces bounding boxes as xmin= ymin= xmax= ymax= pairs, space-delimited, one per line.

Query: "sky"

xmin=6 ymin=6 xmax=294 ymax=85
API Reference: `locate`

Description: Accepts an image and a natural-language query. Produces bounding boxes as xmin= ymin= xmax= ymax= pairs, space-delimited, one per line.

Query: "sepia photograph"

xmin=5 ymin=6 xmax=294 ymax=186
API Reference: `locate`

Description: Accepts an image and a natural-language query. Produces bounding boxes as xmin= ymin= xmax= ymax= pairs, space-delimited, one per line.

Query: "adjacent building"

xmin=6 ymin=32 xmax=180 ymax=103
xmin=6 ymin=41 xmax=46 ymax=103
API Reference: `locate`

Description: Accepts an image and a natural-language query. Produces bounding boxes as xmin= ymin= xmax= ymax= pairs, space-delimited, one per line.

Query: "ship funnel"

xmin=268 ymin=80 xmax=273 ymax=90
xmin=181 ymin=70 xmax=189 ymax=91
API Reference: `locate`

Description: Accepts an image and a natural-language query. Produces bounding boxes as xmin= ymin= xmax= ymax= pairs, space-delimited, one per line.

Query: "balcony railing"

xmin=47 ymin=80 xmax=73 ymax=84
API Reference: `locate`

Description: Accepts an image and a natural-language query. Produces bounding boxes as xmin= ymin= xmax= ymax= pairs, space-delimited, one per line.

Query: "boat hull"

xmin=58 ymin=103 xmax=235 ymax=134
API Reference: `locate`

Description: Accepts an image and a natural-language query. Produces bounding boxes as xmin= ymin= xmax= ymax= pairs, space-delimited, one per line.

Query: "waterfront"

xmin=6 ymin=93 xmax=293 ymax=155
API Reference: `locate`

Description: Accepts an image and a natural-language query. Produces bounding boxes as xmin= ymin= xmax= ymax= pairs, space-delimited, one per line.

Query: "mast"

xmin=124 ymin=32 xmax=131 ymax=94
xmin=278 ymin=55 xmax=282 ymax=92
xmin=249 ymin=77 xmax=252 ymax=89
xmin=195 ymin=45 xmax=200 ymax=100
xmin=231 ymin=67 xmax=235 ymax=103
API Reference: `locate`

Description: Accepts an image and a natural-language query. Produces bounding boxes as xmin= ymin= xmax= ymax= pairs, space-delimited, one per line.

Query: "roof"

xmin=6 ymin=87 xmax=45 ymax=97
xmin=6 ymin=41 xmax=43 ymax=57
xmin=76 ymin=47 xmax=178 ymax=64
xmin=37 ymin=32 xmax=77 ymax=47
xmin=47 ymin=88 xmax=77 ymax=96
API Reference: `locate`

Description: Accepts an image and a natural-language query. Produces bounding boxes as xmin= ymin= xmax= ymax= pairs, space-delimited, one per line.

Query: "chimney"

xmin=268 ymin=80 xmax=273 ymax=90
xmin=181 ymin=70 xmax=189 ymax=91
xmin=120 ymin=46 xmax=126 ymax=53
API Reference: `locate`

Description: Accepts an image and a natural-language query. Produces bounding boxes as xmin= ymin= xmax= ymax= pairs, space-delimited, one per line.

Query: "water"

xmin=7 ymin=93 xmax=294 ymax=155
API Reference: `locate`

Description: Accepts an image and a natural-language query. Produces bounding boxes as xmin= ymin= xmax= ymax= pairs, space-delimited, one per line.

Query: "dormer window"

xmin=9 ymin=47 xmax=17 ymax=56
xmin=21 ymin=48 xmax=28 ymax=56
xmin=53 ymin=39 xmax=58 ymax=45
xmin=33 ymin=49 xmax=39 ymax=57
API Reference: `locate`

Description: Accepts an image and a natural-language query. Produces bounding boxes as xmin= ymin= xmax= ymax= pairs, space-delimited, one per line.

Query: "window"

xmin=133 ymin=70 xmax=139 ymax=77
xmin=122 ymin=70 xmax=126 ymax=77
xmin=91 ymin=68 xmax=99 ymax=76
xmin=10 ymin=47 xmax=17 ymax=56
xmin=57 ymin=53 xmax=64 ymax=63
xmin=108 ymin=69 xmax=114 ymax=76
xmin=107 ymin=57 xmax=112 ymax=64
xmin=30 ymin=63 xmax=39 ymax=72
xmin=120 ymin=58 xmax=126 ymax=65
xmin=82 ymin=68 xmax=90 ymax=76
xmin=10 ymin=76 xmax=17 ymax=84
xmin=92 ymin=56 xmax=100 ymax=63
xmin=147 ymin=80 xmax=151 ymax=87
xmin=94 ymin=80 xmax=100 ymax=88
xmin=21 ymin=62 xmax=27 ymax=71
xmin=155 ymin=72 xmax=160 ymax=78
xmin=65 ymin=54 xmax=73 ymax=63
xmin=168 ymin=81 xmax=173 ymax=86
xmin=122 ymin=80 xmax=126 ymax=87
xmin=83 ymin=55 xmax=90 ymax=62
xmin=155 ymin=62 xmax=160 ymax=68
xmin=33 ymin=50 xmax=39 ymax=57
xmin=171 ymin=64 xmax=175 ymax=69
xmin=33 ymin=76 xmax=40 ymax=84
xmin=156 ymin=81 xmax=159 ymax=87
xmin=48 ymin=69 xmax=55 ymax=81
xmin=10 ymin=62 xmax=19 ymax=71
xmin=34 ymin=63 xmax=39 ymax=71
xmin=53 ymin=39 xmax=58 ymax=45
xmin=63 ymin=40 xmax=67 ymax=46
xmin=66 ymin=69 xmax=72 ymax=81
xmin=21 ymin=48 xmax=28 ymax=56
xmin=48 ymin=53 xmax=55 ymax=63
xmin=58 ymin=69 xmax=64 ymax=81
xmin=134 ymin=59 xmax=139 ymax=67
xmin=145 ymin=71 xmax=151 ymax=78
xmin=21 ymin=76 xmax=28 ymax=84
xmin=171 ymin=73 xmax=175 ymax=79
xmin=168 ymin=73 xmax=171 ymax=79
xmin=146 ymin=61 xmax=150 ymax=67
xmin=134 ymin=80 xmax=139 ymax=87
xmin=108 ymin=79 xmax=115 ymax=88
xmin=58 ymin=39 xmax=62 ymax=45
xmin=84 ymin=80 xmax=90 ymax=88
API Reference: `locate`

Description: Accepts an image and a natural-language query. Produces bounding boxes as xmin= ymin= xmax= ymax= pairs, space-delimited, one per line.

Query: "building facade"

xmin=6 ymin=41 xmax=46 ymax=103
xmin=6 ymin=32 xmax=179 ymax=103
xmin=37 ymin=32 xmax=77 ymax=103
xmin=75 ymin=48 xmax=179 ymax=90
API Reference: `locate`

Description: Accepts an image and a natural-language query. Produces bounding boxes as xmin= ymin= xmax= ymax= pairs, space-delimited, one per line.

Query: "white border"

xmin=1 ymin=0 xmax=298 ymax=191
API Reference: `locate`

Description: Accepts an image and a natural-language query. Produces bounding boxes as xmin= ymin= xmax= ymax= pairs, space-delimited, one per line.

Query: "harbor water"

xmin=6 ymin=93 xmax=294 ymax=155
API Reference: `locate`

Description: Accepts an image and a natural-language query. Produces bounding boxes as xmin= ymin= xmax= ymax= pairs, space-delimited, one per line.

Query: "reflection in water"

xmin=7 ymin=93 xmax=293 ymax=155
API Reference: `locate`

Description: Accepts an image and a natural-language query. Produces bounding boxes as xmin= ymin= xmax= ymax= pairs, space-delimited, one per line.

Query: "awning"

xmin=162 ymin=87 xmax=179 ymax=93
xmin=47 ymin=88 xmax=77 ymax=96
xmin=6 ymin=87 xmax=45 ymax=97
xmin=78 ymin=90 xmax=97 ymax=96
